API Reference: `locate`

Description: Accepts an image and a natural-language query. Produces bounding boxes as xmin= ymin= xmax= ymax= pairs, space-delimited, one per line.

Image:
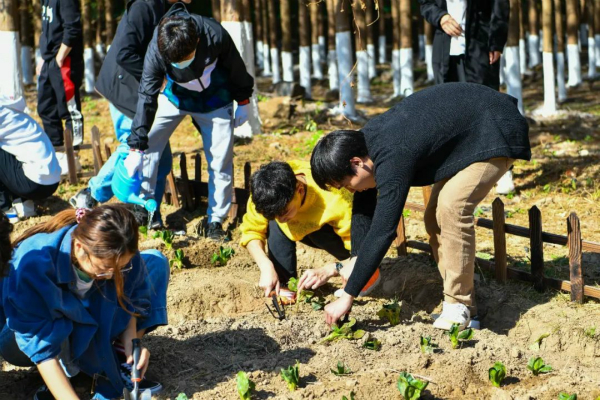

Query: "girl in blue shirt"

xmin=0 ymin=204 xmax=169 ymax=399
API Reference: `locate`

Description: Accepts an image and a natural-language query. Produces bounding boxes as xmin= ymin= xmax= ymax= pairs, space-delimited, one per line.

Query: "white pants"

xmin=143 ymin=95 xmax=234 ymax=224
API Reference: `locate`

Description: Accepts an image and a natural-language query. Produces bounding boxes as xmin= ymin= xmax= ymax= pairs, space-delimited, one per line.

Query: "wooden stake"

xmin=395 ymin=215 xmax=408 ymax=256
xmin=63 ymin=128 xmax=78 ymax=185
xmin=193 ymin=153 xmax=202 ymax=208
xmin=179 ymin=153 xmax=193 ymax=210
xmin=529 ymin=205 xmax=545 ymax=291
xmin=567 ymin=212 xmax=583 ymax=303
xmin=166 ymin=172 xmax=180 ymax=208
xmin=228 ymin=164 xmax=238 ymax=222
xmin=422 ymin=186 xmax=432 ymax=207
xmin=492 ymin=198 xmax=507 ymax=283
xmin=91 ymin=126 xmax=103 ymax=174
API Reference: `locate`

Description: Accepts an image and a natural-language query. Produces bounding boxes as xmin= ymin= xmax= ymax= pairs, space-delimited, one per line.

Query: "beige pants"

xmin=424 ymin=157 xmax=514 ymax=314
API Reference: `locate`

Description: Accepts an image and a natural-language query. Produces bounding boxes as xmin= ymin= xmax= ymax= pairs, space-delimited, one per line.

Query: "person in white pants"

xmin=141 ymin=94 xmax=235 ymax=226
xmin=125 ymin=4 xmax=254 ymax=240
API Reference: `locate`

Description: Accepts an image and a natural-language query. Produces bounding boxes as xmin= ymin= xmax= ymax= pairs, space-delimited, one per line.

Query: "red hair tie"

xmin=75 ymin=208 xmax=89 ymax=224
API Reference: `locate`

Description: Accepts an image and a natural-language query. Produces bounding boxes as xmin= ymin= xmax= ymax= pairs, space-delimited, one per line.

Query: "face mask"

xmin=171 ymin=54 xmax=195 ymax=69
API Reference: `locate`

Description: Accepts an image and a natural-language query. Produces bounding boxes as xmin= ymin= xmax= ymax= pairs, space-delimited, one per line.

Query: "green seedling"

xmin=419 ymin=336 xmax=436 ymax=354
xmin=139 ymin=225 xmax=148 ymax=239
xmin=397 ymin=372 xmax=429 ymax=400
xmin=236 ymin=371 xmax=255 ymax=400
xmin=310 ymin=296 xmax=326 ymax=310
xmin=447 ymin=324 xmax=474 ymax=349
xmin=529 ymin=332 xmax=550 ymax=351
xmin=287 ymin=277 xmax=317 ymax=311
xmin=280 ymin=361 xmax=300 ymax=392
xmin=176 ymin=394 xmax=189 ymax=400
xmin=377 ymin=299 xmax=402 ymax=326
xmin=558 ymin=393 xmax=577 ymax=400
xmin=170 ymin=249 xmax=185 ymax=270
xmin=331 ymin=361 xmax=352 ymax=376
xmin=153 ymin=229 xmax=174 ymax=250
xmin=584 ymin=326 xmax=596 ymax=338
xmin=211 ymin=246 xmax=235 ymax=266
xmin=321 ymin=318 xmax=366 ymax=343
xmin=527 ymin=356 xmax=552 ymax=376
xmin=363 ymin=338 xmax=381 ymax=351
xmin=341 ymin=392 xmax=356 ymax=400
xmin=488 ymin=362 xmax=506 ymax=387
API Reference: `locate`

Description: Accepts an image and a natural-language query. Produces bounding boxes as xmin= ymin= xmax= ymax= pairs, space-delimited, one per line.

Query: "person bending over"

xmin=310 ymin=82 xmax=530 ymax=330
xmin=239 ymin=161 xmax=380 ymax=301
xmin=0 ymin=205 xmax=169 ymax=399
xmin=126 ymin=3 xmax=254 ymax=240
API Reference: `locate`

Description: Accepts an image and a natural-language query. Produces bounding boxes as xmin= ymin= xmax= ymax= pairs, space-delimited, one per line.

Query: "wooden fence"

xmin=396 ymin=187 xmax=600 ymax=303
xmin=166 ymin=154 xmax=600 ymax=303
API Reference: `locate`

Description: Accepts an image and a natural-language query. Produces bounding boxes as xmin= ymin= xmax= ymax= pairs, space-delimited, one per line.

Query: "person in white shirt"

xmin=0 ymin=104 xmax=60 ymax=222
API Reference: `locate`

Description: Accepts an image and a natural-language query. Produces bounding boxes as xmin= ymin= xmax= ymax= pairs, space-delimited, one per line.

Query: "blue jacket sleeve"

xmin=3 ymin=253 xmax=73 ymax=364
xmin=128 ymin=253 xmax=152 ymax=318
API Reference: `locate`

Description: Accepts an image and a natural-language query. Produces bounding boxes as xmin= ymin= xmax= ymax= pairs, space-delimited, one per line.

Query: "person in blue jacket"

xmin=0 ymin=204 xmax=169 ymax=400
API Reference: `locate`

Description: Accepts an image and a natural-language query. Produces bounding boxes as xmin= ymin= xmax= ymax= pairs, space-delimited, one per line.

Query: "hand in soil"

xmin=297 ymin=263 xmax=337 ymax=292
xmin=258 ymin=264 xmax=280 ymax=297
xmin=325 ymin=293 xmax=354 ymax=325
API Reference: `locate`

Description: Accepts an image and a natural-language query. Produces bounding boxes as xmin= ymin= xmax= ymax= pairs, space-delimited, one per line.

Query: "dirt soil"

xmin=1 ymin=65 xmax=600 ymax=399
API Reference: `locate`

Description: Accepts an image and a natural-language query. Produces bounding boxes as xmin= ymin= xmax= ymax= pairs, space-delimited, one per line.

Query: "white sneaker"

xmin=3 ymin=207 xmax=19 ymax=224
xmin=55 ymin=152 xmax=82 ymax=176
xmin=432 ymin=301 xmax=470 ymax=330
xmin=12 ymin=198 xmax=36 ymax=219
xmin=495 ymin=170 xmax=515 ymax=195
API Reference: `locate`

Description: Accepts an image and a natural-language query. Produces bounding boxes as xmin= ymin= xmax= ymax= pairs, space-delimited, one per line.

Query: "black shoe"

xmin=119 ymin=362 xmax=163 ymax=395
xmin=132 ymin=205 xmax=163 ymax=230
xmin=33 ymin=385 xmax=54 ymax=400
xmin=205 ymin=222 xmax=228 ymax=241
xmin=69 ymin=188 xmax=98 ymax=209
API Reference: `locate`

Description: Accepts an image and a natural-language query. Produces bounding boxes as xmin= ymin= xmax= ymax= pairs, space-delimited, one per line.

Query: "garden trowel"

xmin=123 ymin=339 xmax=152 ymax=400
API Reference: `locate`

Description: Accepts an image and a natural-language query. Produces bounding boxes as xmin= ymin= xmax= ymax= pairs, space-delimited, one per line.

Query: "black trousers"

xmin=434 ymin=55 xmax=467 ymax=85
xmin=0 ymin=148 xmax=59 ymax=210
xmin=37 ymin=56 xmax=84 ymax=146
xmin=267 ymin=220 xmax=351 ymax=285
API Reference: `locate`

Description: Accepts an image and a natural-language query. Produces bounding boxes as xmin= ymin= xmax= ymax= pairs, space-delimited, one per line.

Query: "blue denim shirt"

xmin=0 ymin=225 xmax=151 ymax=399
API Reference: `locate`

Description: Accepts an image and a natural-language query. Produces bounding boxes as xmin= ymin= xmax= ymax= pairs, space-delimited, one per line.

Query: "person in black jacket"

xmin=419 ymin=0 xmax=509 ymax=91
xmin=37 ymin=0 xmax=84 ymax=152
xmin=125 ymin=3 xmax=254 ymax=240
xmin=69 ymin=0 xmax=190 ymax=230
xmin=420 ymin=0 xmax=516 ymax=196
xmin=309 ymin=83 xmax=531 ymax=330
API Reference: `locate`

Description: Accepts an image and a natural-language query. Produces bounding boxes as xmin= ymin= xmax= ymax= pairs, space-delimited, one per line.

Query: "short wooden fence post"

xmin=567 ymin=212 xmax=584 ymax=303
xmin=395 ymin=215 xmax=408 ymax=256
xmin=529 ymin=205 xmax=545 ymax=291
xmin=492 ymin=198 xmax=507 ymax=283
xmin=179 ymin=153 xmax=193 ymax=210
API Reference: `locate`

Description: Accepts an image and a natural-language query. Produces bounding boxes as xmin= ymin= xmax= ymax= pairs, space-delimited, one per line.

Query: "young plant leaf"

xmin=419 ymin=336 xmax=436 ymax=354
xmin=331 ymin=361 xmax=352 ymax=376
xmin=341 ymin=392 xmax=356 ymax=400
xmin=170 ymin=248 xmax=185 ymax=269
xmin=321 ymin=318 xmax=365 ymax=343
xmin=139 ymin=225 xmax=148 ymax=238
xmin=236 ymin=371 xmax=255 ymax=400
xmin=211 ymin=246 xmax=235 ymax=266
xmin=377 ymin=300 xmax=402 ymax=326
xmin=529 ymin=332 xmax=550 ymax=351
xmin=526 ymin=357 xmax=552 ymax=376
xmin=488 ymin=362 xmax=507 ymax=387
xmin=280 ymin=361 xmax=300 ymax=392
xmin=397 ymin=372 xmax=429 ymax=400
xmin=311 ymin=296 xmax=326 ymax=310
xmin=176 ymin=394 xmax=189 ymax=400
xmin=558 ymin=393 xmax=577 ymax=400
xmin=287 ymin=277 xmax=298 ymax=292
xmin=458 ymin=328 xmax=474 ymax=340
xmin=363 ymin=338 xmax=381 ymax=351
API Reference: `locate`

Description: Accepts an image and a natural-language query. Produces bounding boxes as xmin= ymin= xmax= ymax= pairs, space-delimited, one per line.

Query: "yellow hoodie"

xmin=239 ymin=160 xmax=353 ymax=250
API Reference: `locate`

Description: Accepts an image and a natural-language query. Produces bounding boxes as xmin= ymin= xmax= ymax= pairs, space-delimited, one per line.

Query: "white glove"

xmin=123 ymin=150 xmax=144 ymax=179
xmin=233 ymin=103 xmax=249 ymax=128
